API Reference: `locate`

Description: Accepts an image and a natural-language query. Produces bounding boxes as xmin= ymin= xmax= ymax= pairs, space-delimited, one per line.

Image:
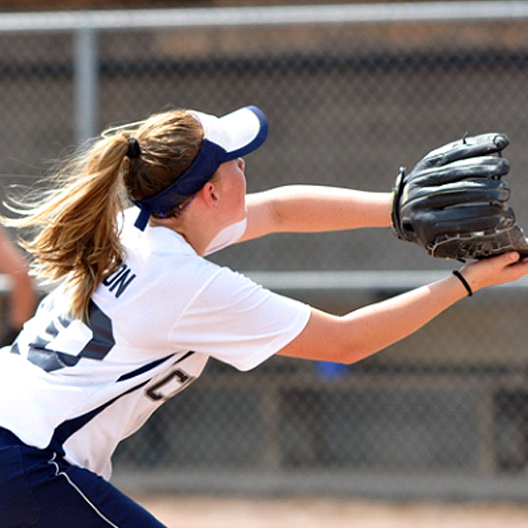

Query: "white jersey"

xmin=0 ymin=208 xmax=311 ymax=479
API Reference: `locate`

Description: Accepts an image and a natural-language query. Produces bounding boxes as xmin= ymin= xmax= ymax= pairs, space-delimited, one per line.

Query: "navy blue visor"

xmin=133 ymin=105 xmax=268 ymax=230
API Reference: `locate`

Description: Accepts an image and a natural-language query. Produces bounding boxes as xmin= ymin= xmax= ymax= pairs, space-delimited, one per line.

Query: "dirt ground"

xmin=132 ymin=494 xmax=528 ymax=528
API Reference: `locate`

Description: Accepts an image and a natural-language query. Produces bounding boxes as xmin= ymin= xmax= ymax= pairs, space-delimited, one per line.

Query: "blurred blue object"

xmin=315 ymin=361 xmax=348 ymax=379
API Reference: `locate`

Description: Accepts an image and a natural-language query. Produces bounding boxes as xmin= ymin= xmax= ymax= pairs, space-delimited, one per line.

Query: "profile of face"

xmin=210 ymin=157 xmax=248 ymax=225
xmin=126 ymin=105 xmax=267 ymax=231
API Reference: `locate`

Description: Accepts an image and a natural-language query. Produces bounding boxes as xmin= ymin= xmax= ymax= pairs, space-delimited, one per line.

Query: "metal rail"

xmin=0 ymin=2 xmax=528 ymax=32
xmin=246 ymin=270 xmax=528 ymax=293
xmin=0 ymin=2 xmax=526 ymax=143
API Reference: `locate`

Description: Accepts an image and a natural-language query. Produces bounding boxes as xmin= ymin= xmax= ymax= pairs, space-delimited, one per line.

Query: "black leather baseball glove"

xmin=391 ymin=133 xmax=528 ymax=259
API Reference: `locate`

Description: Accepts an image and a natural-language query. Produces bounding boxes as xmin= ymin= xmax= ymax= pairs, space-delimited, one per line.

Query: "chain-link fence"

xmin=3 ymin=3 xmax=528 ymax=500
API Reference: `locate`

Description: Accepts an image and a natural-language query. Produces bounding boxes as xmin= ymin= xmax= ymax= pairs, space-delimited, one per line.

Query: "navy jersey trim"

xmin=46 ymin=380 xmax=150 ymax=455
xmin=118 ymin=351 xmax=194 ymax=382
xmin=117 ymin=354 xmax=176 ymax=382
xmin=46 ymin=351 xmax=196 ymax=455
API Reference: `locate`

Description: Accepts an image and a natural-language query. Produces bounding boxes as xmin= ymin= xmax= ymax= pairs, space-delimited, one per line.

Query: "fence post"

xmin=74 ymin=23 xmax=98 ymax=145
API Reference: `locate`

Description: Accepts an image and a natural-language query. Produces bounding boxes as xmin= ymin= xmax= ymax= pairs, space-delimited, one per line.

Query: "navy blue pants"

xmin=0 ymin=428 xmax=168 ymax=528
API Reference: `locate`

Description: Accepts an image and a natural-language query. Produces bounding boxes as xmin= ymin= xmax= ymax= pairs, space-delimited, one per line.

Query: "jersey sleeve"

xmin=203 ymin=219 xmax=247 ymax=255
xmin=169 ymin=267 xmax=311 ymax=371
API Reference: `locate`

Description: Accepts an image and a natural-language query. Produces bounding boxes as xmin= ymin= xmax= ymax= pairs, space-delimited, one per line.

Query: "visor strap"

xmin=133 ymin=205 xmax=151 ymax=231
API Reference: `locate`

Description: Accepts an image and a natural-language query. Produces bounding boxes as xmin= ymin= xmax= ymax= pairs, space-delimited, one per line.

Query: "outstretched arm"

xmin=240 ymin=185 xmax=392 ymax=242
xmin=277 ymin=252 xmax=528 ymax=364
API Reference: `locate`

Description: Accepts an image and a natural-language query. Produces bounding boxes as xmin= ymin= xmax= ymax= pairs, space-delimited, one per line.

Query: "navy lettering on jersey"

xmin=26 ymin=300 xmax=115 ymax=372
xmin=102 ymin=263 xmax=136 ymax=298
xmin=146 ymin=368 xmax=196 ymax=401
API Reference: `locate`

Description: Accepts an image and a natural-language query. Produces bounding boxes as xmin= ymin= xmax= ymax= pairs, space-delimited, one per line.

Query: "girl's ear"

xmin=200 ymin=181 xmax=220 ymax=209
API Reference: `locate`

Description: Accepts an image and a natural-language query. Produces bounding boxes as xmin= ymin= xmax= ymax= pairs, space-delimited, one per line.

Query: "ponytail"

xmin=4 ymin=108 xmax=202 ymax=321
xmin=4 ymin=134 xmax=130 ymax=321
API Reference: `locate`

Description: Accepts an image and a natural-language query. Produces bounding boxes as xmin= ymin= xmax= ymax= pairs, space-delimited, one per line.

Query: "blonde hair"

xmin=4 ymin=109 xmax=202 ymax=320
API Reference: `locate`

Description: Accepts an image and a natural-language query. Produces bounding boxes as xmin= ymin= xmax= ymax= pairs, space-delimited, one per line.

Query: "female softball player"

xmin=0 ymin=105 xmax=527 ymax=528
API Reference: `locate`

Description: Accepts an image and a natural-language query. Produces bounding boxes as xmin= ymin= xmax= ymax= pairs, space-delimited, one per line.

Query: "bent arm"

xmin=0 ymin=228 xmax=36 ymax=329
xmin=240 ymin=185 xmax=392 ymax=242
xmin=277 ymin=252 xmax=528 ymax=364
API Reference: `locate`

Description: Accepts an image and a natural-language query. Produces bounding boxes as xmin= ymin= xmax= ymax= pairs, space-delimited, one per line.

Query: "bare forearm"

xmin=0 ymin=228 xmax=37 ymax=328
xmin=278 ymin=252 xmax=528 ymax=365
xmin=337 ymin=275 xmax=467 ymax=362
xmin=337 ymin=258 xmax=523 ymax=362
xmin=9 ymin=274 xmax=36 ymax=328
xmin=279 ymin=273 xmax=468 ymax=364
xmin=246 ymin=185 xmax=392 ymax=238
xmin=272 ymin=185 xmax=391 ymax=231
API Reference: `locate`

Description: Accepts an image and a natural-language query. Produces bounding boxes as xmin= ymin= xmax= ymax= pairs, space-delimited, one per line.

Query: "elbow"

xmin=330 ymin=342 xmax=383 ymax=366
xmin=11 ymin=269 xmax=34 ymax=289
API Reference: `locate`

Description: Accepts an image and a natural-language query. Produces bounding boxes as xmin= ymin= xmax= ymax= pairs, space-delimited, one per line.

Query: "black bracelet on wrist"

xmin=452 ymin=270 xmax=473 ymax=297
